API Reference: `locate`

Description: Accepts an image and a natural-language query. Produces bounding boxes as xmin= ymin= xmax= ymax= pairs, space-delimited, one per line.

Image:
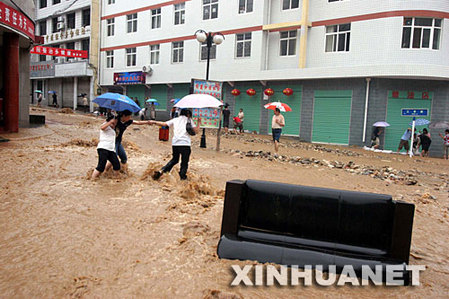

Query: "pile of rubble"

xmin=226 ymin=149 xmax=418 ymax=185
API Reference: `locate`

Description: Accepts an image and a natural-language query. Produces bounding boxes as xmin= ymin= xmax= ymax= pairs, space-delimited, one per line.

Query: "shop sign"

xmin=31 ymin=45 xmax=88 ymax=58
xmin=0 ymin=2 xmax=35 ymax=41
xmin=192 ymin=79 xmax=223 ymax=128
xmin=401 ymin=109 xmax=428 ymax=116
xmin=30 ymin=61 xmax=55 ymax=78
xmin=113 ymin=72 xmax=146 ymax=85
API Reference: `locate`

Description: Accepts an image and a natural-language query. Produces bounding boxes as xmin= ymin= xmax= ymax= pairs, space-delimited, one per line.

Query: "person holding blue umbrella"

xmin=93 ymin=93 xmax=151 ymax=168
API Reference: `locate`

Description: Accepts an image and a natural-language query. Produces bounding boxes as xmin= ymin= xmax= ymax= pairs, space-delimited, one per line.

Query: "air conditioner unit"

xmin=57 ymin=22 xmax=65 ymax=30
xmin=142 ymin=65 xmax=153 ymax=75
xmin=57 ymin=16 xmax=65 ymax=22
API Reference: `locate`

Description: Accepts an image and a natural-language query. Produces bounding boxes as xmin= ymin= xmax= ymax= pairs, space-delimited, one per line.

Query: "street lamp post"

xmin=195 ymin=30 xmax=225 ymax=148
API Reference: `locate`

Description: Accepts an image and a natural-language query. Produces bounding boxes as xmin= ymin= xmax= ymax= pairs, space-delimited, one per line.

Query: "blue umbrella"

xmin=170 ymin=98 xmax=181 ymax=104
xmin=48 ymin=91 xmax=57 ymax=94
xmin=409 ymin=118 xmax=430 ymax=126
xmin=93 ymin=93 xmax=141 ymax=113
xmin=146 ymin=98 xmax=158 ymax=103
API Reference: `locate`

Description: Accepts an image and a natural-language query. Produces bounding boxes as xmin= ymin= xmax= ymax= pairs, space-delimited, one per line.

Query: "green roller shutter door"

xmin=312 ymin=90 xmax=352 ymax=145
xmin=126 ymin=85 xmax=145 ymax=108
xmin=384 ymin=91 xmax=432 ymax=151
xmin=234 ymin=85 xmax=261 ymax=133
xmin=266 ymin=85 xmax=302 ymax=135
xmin=150 ymin=84 xmax=168 ymax=110
xmin=173 ymin=83 xmax=191 ymax=101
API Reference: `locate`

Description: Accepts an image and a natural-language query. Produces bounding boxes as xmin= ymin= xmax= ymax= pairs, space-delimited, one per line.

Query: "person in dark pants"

xmin=91 ymin=115 xmax=120 ymax=179
xmin=222 ymin=105 xmax=230 ymax=135
xmin=150 ymin=109 xmax=200 ymax=180
xmin=52 ymin=93 xmax=58 ymax=107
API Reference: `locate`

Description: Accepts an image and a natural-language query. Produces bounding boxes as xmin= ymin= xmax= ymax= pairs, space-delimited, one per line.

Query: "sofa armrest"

xmin=389 ymin=201 xmax=415 ymax=263
xmin=220 ymin=180 xmax=246 ymax=237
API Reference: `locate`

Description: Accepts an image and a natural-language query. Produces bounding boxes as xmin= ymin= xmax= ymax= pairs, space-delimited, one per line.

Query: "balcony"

xmin=30 ymin=60 xmax=93 ymax=79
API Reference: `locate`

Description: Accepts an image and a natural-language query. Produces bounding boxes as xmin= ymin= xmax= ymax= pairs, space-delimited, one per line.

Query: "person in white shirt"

xmin=150 ymin=109 xmax=200 ymax=180
xmin=91 ymin=116 xmax=120 ymax=179
xmin=271 ymin=108 xmax=285 ymax=153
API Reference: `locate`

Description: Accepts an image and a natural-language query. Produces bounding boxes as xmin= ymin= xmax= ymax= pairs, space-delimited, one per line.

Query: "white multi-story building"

xmin=31 ymin=0 xmax=100 ymax=110
xmin=99 ymin=0 xmax=449 ymax=156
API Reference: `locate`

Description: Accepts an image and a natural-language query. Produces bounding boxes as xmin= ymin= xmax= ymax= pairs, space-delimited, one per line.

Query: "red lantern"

xmin=264 ymin=88 xmax=274 ymax=96
xmin=231 ymin=89 xmax=241 ymax=96
xmin=283 ymin=88 xmax=293 ymax=96
xmin=246 ymin=88 xmax=256 ymax=96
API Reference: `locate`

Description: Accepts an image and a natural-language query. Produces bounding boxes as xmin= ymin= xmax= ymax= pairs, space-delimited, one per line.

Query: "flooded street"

xmin=0 ymin=108 xmax=448 ymax=298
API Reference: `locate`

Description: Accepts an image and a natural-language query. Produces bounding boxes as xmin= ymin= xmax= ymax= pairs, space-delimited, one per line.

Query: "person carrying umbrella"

xmin=272 ymin=108 xmax=285 ymax=153
xmin=371 ymin=127 xmax=384 ymax=149
xmin=150 ymin=109 xmax=200 ymax=180
xmin=91 ymin=115 xmax=121 ymax=179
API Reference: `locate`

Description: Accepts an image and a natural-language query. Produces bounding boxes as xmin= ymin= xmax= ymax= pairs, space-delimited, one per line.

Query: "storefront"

xmin=0 ymin=1 xmax=35 ymax=132
xmin=312 ymin=90 xmax=353 ymax=145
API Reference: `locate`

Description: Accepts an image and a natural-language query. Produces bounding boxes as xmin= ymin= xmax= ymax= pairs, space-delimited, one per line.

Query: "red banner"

xmin=31 ymin=45 xmax=88 ymax=58
xmin=0 ymin=2 xmax=35 ymax=41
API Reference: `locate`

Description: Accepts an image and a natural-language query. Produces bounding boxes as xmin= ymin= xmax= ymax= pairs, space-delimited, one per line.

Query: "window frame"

xmin=174 ymin=3 xmax=185 ymax=25
xmin=106 ymin=50 xmax=114 ymax=68
xmin=200 ymin=42 xmax=217 ymax=61
xmin=127 ymin=13 xmax=138 ymax=33
xmin=172 ymin=41 xmax=184 ymax=63
xmin=40 ymin=0 xmax=47 ymax=9
xmin=279 ymin=30 xmax=297 ymax=56
xmin=325 ymin=23 xmax=351 ymax=52
xmin=66 ymin=12 xmax=75 ymax=30
xmin=151 ymin=8 xmax=161 ymax=29
xmin=401 ymin=17 xmax=442 ymax=50
xmin=238 ymin=0 xmax=253 ymax=14
xmin=108 ymin=0 xmax=115 ymax=4
xmin=126 ymin=47 xmax=137 ymax=67
xmin=107 ymin=18 xmax=115 ymax=36
xmin=282 ymin=0 xmax=299 ymax=10
xmin=235 ymin=32 xmax=252 ymax=58
xmin=202 ymin=0 xmax=219 ymax=20
xmin=39 ymin=20 xmax=47 ymax=36
xmin=53 ymin=0 xmax=61 ymax=4
xmin=82 ymin=9 xmax=90 ymax=27
xmin=150 ymin=44 xmax=160 ymax=64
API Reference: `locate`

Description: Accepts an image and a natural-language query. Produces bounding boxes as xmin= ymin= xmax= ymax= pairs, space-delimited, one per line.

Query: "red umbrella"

xmin=264 ymin=101 xmax=292 ymax=112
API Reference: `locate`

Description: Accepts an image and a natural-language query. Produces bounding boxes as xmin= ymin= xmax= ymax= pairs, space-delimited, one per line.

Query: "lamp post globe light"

xmin=194 ymin=30 xmax=225 ymax=148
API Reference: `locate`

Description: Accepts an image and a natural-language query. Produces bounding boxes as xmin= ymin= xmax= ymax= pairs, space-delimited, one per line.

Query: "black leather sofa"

xmin=217 ymin=180 xmax=415 ymax=283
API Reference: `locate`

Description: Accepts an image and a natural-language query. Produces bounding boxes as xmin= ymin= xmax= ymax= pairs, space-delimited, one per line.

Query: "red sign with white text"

xmin=0 ymin=2 xmax=35 ymax=41
xmin=31 ymin=45 xmax=88 ymax=58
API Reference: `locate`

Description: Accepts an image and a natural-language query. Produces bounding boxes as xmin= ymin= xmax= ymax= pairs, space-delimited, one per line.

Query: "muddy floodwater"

xmin=0 ymin=108 xmax=448 ymax=298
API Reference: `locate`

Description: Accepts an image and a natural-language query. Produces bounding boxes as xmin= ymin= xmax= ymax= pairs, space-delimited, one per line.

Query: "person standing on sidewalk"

xmin=150 ymin=109 xmax=200 ymax=180
xmin=271 ymin=108 xmax=285 ymax=153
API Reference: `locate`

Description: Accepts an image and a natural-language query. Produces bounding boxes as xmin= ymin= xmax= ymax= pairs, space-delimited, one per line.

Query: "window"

xmin=151 ymin=8 xmax=161 ymax=29
xmin=66 ymin=13 xmax=75 ymax=29
xmin=174 ymin=3 xmax=185 ymax=25
xmin=108 ymin=0 xmax=115 ymax=4
xmin=280 ymin=30 xmax=297 ymax=56
xmin=66 ymin=42 xmax=75 ymax=61
xmin=239 ymin=0 xmax=253 ymax=14
xmin=107 ymin=18 xmax=115 ymax=36
xmin=203 ymin=0 xmax=218 ymax=20
xmin=106 ymin=51 xmax=114 ymax=68
xmin=127 ymin=13 xmax=137 ymax=33
xmin=172 ymin=41 xmax=184 ymax=63
xmin=236 ymin=32 xmax=251 ymax=58
xmin=52 ymin=44 xmax=59 ymax=60
xmin=52 ymin=17 xmax=58 ymax=33
xmin=39 ymin=21 xmax=47 ymax=36
xmin=126 ymin=48 xmax=137 ymax=66
xmin=40 ymin=0 xmax=47 ymax=9
xmin=81 ymin=39 xmax=89 ymax=53
xmin=150 ymin=45 xmax=160 ymax=64
xmin=200 ymin=42 xmax=216 ymax=60
xmin=282 ymin=0 xmax=299 ymax=10
xmin=325 ymin=23 xmax=351 ymax=52
xmin=402 ymin=17 xmax=442 ymax=50
xmin=53 ymin=0 xmax=61 ymax=4
xmin=82 ymin=9 xmax=90 ymax=27
xmin=39 ymin=55 xmax=46 ymax=62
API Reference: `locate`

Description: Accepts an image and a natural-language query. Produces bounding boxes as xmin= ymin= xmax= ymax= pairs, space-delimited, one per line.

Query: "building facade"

xmin=99 ymin=0 xmax=449 ymax=156
xmin=30 ymin=0 xmax=100 ymax=111
xmin=0 ymin=0 xmax=35 ymax=132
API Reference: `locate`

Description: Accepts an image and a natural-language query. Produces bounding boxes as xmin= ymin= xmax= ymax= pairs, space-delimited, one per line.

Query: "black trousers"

xmin=96 ymin=148 xmax=120 ymax=172
xmin=162 ymin=146 xmax=191 ymax=179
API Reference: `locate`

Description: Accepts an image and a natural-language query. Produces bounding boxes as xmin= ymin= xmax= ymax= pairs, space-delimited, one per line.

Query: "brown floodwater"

xmin=0 ymin=108 xmax=448 ymax=298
